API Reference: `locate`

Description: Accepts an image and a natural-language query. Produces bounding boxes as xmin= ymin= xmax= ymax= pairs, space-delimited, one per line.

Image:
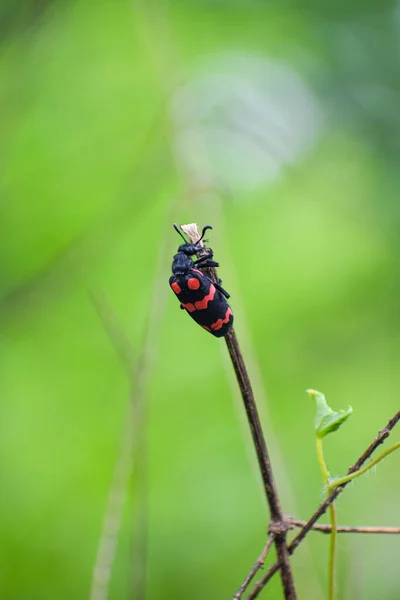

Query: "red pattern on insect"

xmin=181 ymin=302 xmax=196 ymax=313
xmin=210 ymin=307 xmax=232 ymax=331
xmin=171 ymin=282 xmax=181 ymax=294
xmin=188 ymin=278 xmax=200 ymax=290
xmin=181 ymin=284 xmax=216 ymax=312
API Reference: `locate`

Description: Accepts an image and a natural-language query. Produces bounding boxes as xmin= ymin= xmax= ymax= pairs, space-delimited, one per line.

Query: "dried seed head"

xmin=181 ymin=223 xmax=203 ymax=246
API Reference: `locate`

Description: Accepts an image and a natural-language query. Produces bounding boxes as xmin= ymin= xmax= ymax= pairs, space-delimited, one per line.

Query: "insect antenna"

xmin=195 ymin=225 xmax=213 ymax=245
xmin=173 ymin=223 xmax=188 ymax=244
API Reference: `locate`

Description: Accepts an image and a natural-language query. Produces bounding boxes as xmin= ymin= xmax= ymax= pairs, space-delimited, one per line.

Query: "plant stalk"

xmin=316 ymin=437 xmax=336 ymax=600
xmin=181 ymin=223 xmax=297 ymax=600
xmin=246 ymin=410 xmax=400 ymax=598
xmin=329 ymin=441 xmax=400 ymax=490
xmin=225 ymin=329 xmax=297 ymax=600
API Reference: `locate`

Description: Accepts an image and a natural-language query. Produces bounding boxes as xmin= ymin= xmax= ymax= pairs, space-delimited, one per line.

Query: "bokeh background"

xmin=1 ymin=1 xmax=399 ymax=599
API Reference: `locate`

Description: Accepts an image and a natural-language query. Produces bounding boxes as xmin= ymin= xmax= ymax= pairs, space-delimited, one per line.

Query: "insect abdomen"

xmin=169 ymin=270 xmax=233 ymax=337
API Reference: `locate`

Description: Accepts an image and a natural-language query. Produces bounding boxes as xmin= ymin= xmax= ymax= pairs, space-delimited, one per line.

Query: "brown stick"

xmin=89 ymin=217 xmax=172 ymax=600
xmin=224 ymin=329 xmax=296 ymax=599
xmin=88 ymin=292 xmax=140 ymax=600
xmin=290 ymin=520 xmax=400 ymax=535
xmin=233 ymin=535 xmax=274 ymax=599
xmin=181 ymin=223 xmax=297 ymax=600
xmin=246 ymin=410 xmax=400 ymax=599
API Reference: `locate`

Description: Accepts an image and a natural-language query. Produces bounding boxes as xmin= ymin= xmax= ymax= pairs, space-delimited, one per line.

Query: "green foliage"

xmin=1 ymin=2 xmax=400 ymax=600
xmin=308 ymin=389 xmax=353 ymax=439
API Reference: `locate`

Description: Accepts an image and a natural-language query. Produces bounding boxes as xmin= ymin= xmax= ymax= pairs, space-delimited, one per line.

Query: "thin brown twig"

xmin=246 ymin=410 xmax=400 ymax=599
xmin=181 ymin=223 xmax=297 ymax=600
xmin=224 ymin=329 xmax=296 ymax=600
xmin=289 ymin=520 xmax=400 ymax=535
xmin=239 ymin=520 xmax=400 ymax=600
xmin=89 ymin=210 xmax=173 ymax=600
xmin=88 ymin=301 xmax=153 ymax=600
xmin=89 ymin=290 xmax=134 ymax=370
xmin=240 ymin=520 xmax=400 ymax=600
xmin=88 ymin=292 xmax=138 ymax=600
xmin=233 ymin=535 xmax=275 ymax=600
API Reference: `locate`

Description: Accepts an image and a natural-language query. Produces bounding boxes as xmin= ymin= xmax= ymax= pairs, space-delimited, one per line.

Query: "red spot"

xmin=171 ymin=282 xmax=181 ymax=294
xmin=211 ymin=307 xmax=232 ymax=331
xmin=188 ymin=278 xmax=200 ymax=290
xmin=181 ymin=284 xmax=216 ymax=312
xmin=181 ymin=302 xmax=196 ymax=313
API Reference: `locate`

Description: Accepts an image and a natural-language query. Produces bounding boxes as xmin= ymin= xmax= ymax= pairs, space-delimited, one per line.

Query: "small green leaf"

xmin=307 ymin=389 xmax=353 ymax=438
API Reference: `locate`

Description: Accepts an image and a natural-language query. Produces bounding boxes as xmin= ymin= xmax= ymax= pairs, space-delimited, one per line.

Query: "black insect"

xmin=169 ymin=224 xmax=233 ymax=337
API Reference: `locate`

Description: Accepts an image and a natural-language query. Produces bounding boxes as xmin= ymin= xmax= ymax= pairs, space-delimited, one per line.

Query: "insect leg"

xmin=193 ymin=249 xmax=214 ymax=264
xmin=214 ymin=281 xmax=230 ymax=299
xmin=197 ymin=259 xmax=220 ymax=268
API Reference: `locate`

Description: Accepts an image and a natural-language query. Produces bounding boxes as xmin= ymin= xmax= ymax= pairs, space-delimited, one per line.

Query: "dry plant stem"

xmin=290 ymin=520 xmax=400 ymax=534
xmin=246 ymin=410 xmax=400 ymax=599
xmin=89 ymin=292 xmax=154 ymax=600
xmin=89 ymin=290 xmax=134 ymax=370
xmin=242 ymin=522 xmax=400 ymax=600
xmin=224 ymin=330 xmax=286 ymax=519
xmin=181 ymin=223 xmax=297 ymax=600
xmin=89 ymin=292 xmax=138 ymax=600
xmin=130 ymin=416 xmax=148 ymax=600
xmin=88 ymin=301 xmax=153 ymax=600
xmin=89 ymin=216 xmax=173 ymax=600
xmin=224 ymin=329 xmax=296 ymax=600
xmin=233 ymin=535 xmax=275 ymax=600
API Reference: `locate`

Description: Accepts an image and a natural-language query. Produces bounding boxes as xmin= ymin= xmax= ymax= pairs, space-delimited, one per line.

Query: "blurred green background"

xmin=1 ymin=1 xmax=399 ymax=599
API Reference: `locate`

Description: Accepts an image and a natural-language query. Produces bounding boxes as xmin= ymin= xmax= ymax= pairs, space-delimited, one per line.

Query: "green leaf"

xmin=307 ymin=389 xmax=353 ymax=438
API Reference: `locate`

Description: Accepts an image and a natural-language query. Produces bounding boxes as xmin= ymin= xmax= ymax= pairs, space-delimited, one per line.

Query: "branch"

xmin=89 ymin=221 xmax=171 ymax=600
xmin=88 ymin=292 xmax=139 ymax=600
xmin=224 ymin=329 xmax=296 ymax=599
xmin=290 ymin=519 xmax=400 ymax=535
xmin=246 ymin=410 xmax=400 ymax=599
xmin=329 ymin=441 xmax=400 ymax=489
xmin=239 ymin=519 xmax=400 ymax=597
xmin=233 ymin=535 xmax=274 ymax=599
xmin=181 ymin=223 xmax=297 ymax=600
